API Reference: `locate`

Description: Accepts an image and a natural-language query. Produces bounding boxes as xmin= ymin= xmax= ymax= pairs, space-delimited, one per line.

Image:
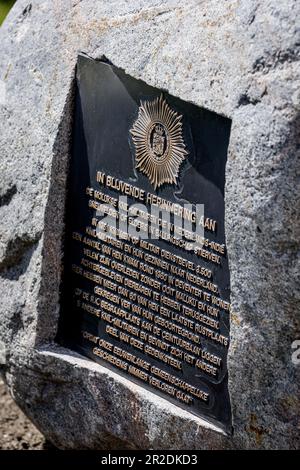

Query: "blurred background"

xmin=0 ymin=0 xmax=15 ymax=26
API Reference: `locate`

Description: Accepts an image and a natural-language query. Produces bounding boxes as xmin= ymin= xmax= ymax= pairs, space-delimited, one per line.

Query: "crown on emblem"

xmin=154 ymin=124 xmax=164 ymax=136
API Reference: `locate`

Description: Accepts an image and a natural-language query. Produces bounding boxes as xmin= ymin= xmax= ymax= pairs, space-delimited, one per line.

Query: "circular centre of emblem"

xmin=149 ymin=123 xmax=168 ymax=158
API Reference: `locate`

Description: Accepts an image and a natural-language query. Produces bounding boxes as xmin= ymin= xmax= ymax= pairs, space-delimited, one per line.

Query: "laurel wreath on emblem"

xmin=130 ymin=95 xmax=188 ymax=190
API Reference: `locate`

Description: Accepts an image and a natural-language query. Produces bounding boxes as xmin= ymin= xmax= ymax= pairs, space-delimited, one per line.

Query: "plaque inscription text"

xmin=59 ymin=55 xmax=232 ymax=433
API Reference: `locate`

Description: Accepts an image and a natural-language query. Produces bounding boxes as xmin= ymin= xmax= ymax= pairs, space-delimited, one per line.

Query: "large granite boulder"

xmin=0 ymin=0 xmax=299 ymax=449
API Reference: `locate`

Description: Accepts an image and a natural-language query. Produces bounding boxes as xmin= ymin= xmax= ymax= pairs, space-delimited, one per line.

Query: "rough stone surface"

xmin=0 ymin=0 xmax=299 ymax=449
xmin=0 ymin=378 xmax=49 ymax=450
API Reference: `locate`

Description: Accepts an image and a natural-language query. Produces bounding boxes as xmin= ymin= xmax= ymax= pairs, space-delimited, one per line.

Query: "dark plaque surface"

xmin=58 ymin=54 xmax=232 ymax=433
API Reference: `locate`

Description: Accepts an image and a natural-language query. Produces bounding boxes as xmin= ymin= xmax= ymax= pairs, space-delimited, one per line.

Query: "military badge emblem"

xmin=130 ymin=95 xmax=188 ymax=190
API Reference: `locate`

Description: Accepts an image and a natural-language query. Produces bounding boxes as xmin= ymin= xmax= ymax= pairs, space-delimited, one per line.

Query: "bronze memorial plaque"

xmin=58 ymin=54 xmax=232 ymax=433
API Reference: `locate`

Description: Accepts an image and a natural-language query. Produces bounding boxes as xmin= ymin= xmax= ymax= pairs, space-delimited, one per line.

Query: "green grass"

xmin=0 ymin=0 xmax=16 ymax=26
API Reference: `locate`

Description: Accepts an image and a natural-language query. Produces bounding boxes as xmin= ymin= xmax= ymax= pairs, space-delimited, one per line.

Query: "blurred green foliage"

xmin=0 ymin=0 xmax=16 ymax=26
